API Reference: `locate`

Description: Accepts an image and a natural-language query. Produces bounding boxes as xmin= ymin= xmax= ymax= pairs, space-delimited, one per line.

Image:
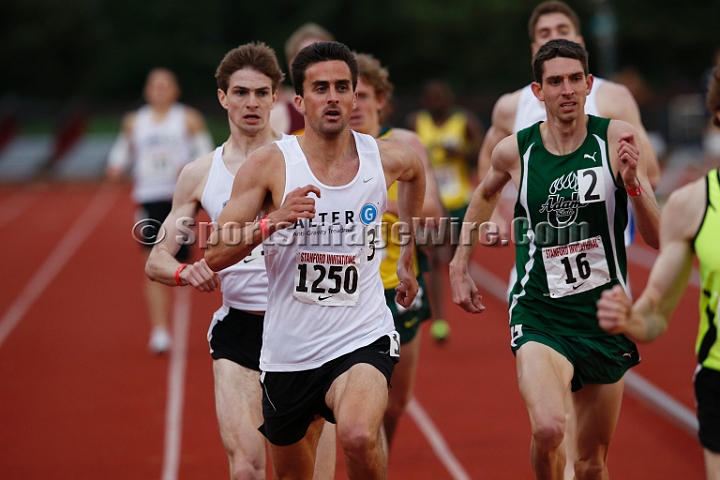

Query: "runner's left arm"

xmin=609 ymin=121 xmax=661 ymax=249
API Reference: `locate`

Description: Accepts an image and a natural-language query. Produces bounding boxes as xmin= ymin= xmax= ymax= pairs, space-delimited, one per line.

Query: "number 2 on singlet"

xmin=578 ymin=167 xmax=606 ymax=204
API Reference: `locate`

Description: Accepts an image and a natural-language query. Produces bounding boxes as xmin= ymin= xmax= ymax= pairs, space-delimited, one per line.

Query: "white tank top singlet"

xmin=201 ymin=144 xmax=268 ymax=312
xmin=512 ymin=78 xmax=604 ymax=133
xmin=131 ymin=104 xmax=194 ymax=203
xmin=260 ymin=131 xmax=395 ymax=372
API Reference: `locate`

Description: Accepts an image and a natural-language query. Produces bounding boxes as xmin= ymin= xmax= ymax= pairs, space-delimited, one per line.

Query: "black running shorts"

xmin=259 ymin=334 xmax=399 ymax=446
xmin=208 ymin=307 xmax=264 ymax=371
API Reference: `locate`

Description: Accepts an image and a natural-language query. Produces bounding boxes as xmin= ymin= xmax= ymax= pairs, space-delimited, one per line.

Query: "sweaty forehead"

xmin=542 ymin=57 xmax=585 ymax=79
xmin=228 ymin=67 xmax=273 ymax=89
xmin=305 ymin=60 xmax=352 ymax=83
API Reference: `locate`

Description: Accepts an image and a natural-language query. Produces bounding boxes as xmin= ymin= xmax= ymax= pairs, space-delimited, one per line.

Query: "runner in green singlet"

xmin=450 ymin=39 xmax=661 ymax=480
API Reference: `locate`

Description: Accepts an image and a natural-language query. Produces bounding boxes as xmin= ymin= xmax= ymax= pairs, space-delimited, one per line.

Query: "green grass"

xmin=205 ymin=115 xmax=230 ymax=146
xmin=86 ymin=115 xmax=123 ymax=134
xmin=18 ymin=113 xmax=229 ymax=145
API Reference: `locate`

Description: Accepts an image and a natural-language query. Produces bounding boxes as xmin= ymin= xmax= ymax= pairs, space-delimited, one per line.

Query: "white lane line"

xmin=468 ymin=259 xmax=698 ymax=437
xmin=0 ymin=185 xmax=119 ymax=348
xmin=161 ymin=287 xmax=192 ymax=480
xmin=626 ymin=244 xmax=701 ymax=288
xmin=624 ymin=370 xmax=699 ymax=436
xmin=407 ymin=397 xmax=472 ymax=480
xmin=0 ymin=189 xmax=41 ymax=229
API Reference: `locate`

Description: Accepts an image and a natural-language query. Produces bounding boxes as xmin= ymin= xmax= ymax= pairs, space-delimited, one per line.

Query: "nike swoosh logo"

xmin=572 ymin=282 xmax=586 ymax=291
xmin=243 ymin=257 xmax=257 ymax=263
xmin=318 ymin=295 xmax=332 ymax=301
xmin=404 ymin=316 xmax=419 ymax=328
xmin=363 ymin=177 xmax=374 ymax=183
xmin=622 ymin=352 xmax=633 ymax=358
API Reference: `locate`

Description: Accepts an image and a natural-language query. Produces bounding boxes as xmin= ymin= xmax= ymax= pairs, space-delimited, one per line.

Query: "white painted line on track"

xmin=468 ymin=259 xmax=699 ymax=437
xmin=0 ymin=189 xmax=40 ymax=229
xmin=407 ymin=397 xmax=472 ymax=480
xmin=161 ymin=287 xmax=192 ymax=480
xmin=624 ymin=370 xmax=698 ymax=436
xmin=0 ymin=185 xmax=119 ymax=348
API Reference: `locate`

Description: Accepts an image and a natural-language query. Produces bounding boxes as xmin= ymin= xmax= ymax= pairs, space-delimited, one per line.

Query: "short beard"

xmin=309 ymin=116 xmax=347 ymax=138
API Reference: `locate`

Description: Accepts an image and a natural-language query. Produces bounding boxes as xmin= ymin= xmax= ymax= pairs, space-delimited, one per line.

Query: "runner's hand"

xmin=449 ymin=263 xmax=485 ymax=313
xmin=266 ymin=185 xmax=320 ymax=229
xmin=181 ymin=259 xmax=220 ymax=292
xmin=596 ymin=284 xmax=632 ymax=334
xmin=617 ymin=133 xmax=641 ymax=189
xmin=395 ymin=261 xmax=419 ymax=308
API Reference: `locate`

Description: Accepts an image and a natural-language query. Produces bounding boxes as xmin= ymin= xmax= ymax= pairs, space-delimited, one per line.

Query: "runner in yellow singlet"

xmin=598 ymin=65 xmax=720 ymax=480
xmin=407 ymin=80 xmax=484 ymax=341
xmin=351 ymin=53 xmax=443 ymax=449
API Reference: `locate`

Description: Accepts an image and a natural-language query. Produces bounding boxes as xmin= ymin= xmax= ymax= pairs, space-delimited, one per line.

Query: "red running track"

xmin=0 ymin=182 xmax=705 ymax=479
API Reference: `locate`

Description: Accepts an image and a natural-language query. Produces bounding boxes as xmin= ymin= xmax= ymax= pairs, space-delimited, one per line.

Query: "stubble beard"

xmin=310 ymin=115 xmax=347 ymax=139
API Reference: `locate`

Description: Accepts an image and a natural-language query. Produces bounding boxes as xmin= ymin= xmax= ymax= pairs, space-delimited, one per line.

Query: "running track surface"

xmin=0 ymin=182 xmax=705 ymax=479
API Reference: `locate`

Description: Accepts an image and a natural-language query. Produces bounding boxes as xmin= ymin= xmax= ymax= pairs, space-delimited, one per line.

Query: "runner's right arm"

xmin=145 ymin=154 xmax=220 ymax=292
xmin=597 ymin=179 xmax=704 ymax=342
xmin=450 ymin=134 xmax=518 ymax=313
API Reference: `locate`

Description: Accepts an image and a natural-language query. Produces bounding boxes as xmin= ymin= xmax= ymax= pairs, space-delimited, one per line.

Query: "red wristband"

xmin=260 ymin=215 xmax=270 ymax=239
xmin=626 ymin=185 xmax=642 ymax=197
xmin=174 ymin=263 xmax=188 ymax=286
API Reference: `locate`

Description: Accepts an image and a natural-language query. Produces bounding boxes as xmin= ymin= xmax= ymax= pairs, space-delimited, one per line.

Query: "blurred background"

xmin=0 ymin=2 xmax=716 ymax=478
xmin=1 ymin=0 xmax=719 ymax=189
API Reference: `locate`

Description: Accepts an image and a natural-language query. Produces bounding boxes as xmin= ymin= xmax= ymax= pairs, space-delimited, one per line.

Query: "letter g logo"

xmin=360 ymin=203 xmax=378 ymax=225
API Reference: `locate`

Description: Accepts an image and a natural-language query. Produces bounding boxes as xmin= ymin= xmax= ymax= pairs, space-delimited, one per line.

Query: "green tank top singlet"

xmin=694 ymin=168 xmax=720 ymax=371
xmin=509 ymin=115 xmax=629 ymax=337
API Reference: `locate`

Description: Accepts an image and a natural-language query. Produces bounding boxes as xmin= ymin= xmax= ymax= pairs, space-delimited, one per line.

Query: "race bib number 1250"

xmin=294 ymin=250 xmax=362 ymax=306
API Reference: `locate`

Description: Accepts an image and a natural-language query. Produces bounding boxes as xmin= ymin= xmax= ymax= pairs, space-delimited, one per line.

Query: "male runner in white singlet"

xmin=206 ymin=41 xmax=426 ymax=480
xmin=106 ymin=68 xmax=213 ymax=353
xmin=145 ymin=44 xmax=334 ymax=480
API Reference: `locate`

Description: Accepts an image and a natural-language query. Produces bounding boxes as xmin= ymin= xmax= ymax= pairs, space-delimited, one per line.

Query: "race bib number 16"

xmin=541 ymin=235 xmax=611 ymax=298
xmin=294 ymin=250 xmax=362 ymax=306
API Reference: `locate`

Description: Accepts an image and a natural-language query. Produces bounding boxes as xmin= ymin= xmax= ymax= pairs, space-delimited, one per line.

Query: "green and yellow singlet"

xmin=377 ymin=126 xmax=420 ymax=289
xmin=694 ymin=168 xmax=720 ymax=371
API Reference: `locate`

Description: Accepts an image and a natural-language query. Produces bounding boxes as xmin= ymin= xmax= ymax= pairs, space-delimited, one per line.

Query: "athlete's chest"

xmin=524 ymin=139 xmax=611 ymax=227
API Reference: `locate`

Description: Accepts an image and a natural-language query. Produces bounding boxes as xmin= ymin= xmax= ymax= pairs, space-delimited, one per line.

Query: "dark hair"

xmin=215 ymin=42 xmax=285 ymax=93
xmin=528 ymin=1 xmax=582 ymax=42
xmin=290 ymin=41 xmax=358 ymax=95
xmin=532 ymin=39 xmax=588 ymax=84
xmin=708 ymin=66 xmax=720 ymax=127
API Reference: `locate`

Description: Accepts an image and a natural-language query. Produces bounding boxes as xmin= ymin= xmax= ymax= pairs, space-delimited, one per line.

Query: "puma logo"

xmin=584 ymin=152 xmax=598 ymax=162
